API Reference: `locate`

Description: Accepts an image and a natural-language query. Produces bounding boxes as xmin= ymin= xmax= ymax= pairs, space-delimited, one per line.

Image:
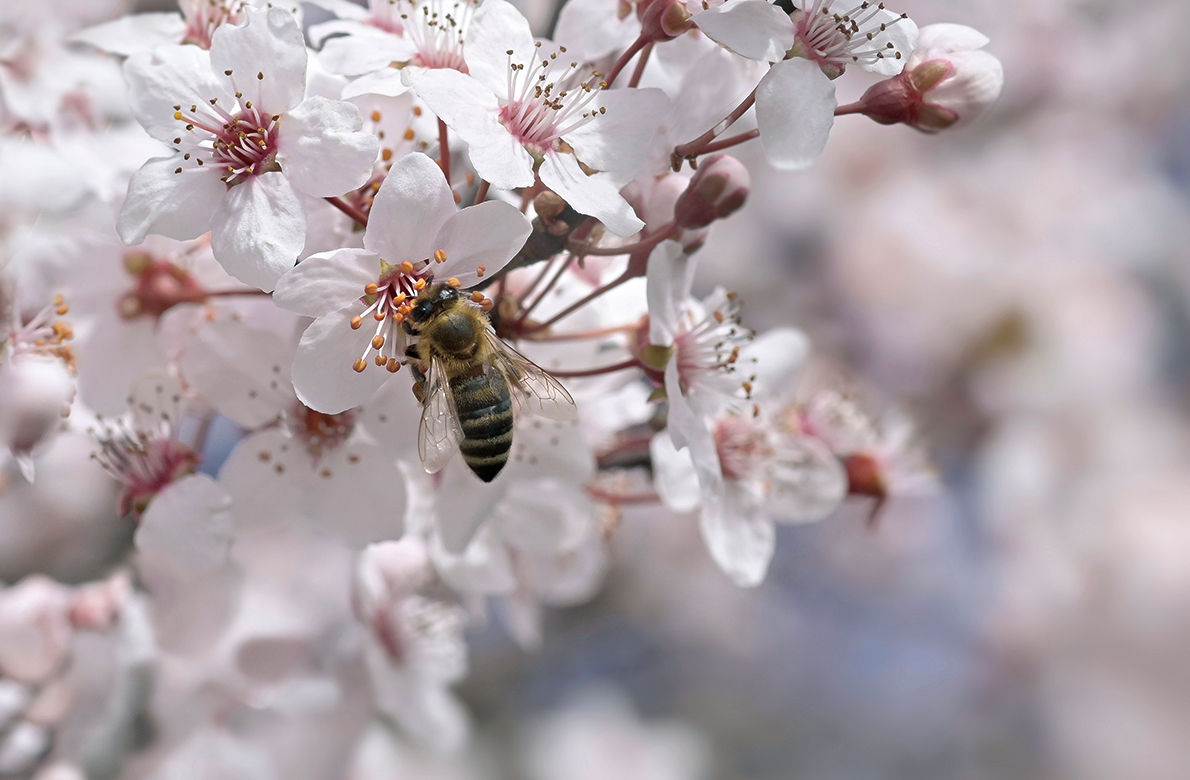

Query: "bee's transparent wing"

xmin=484 ymin=330 xmax=578 ymax=422
xmin=418 ymin=355 xmax=463 ymax=474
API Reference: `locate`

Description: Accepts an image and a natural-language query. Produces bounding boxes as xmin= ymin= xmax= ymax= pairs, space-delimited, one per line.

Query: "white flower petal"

xmin=435 ymin=459 xmax=507 ymax=554
xmin=430 ymin=526 xmax=516 ymax=595
xmin=210 ymin=172 xmax=306 ymax=292
xmin=744 ymin=327 xmax=809 ymax=399
xmin=308 ymin=442 xmax=406 ymax=547
xmin=907 ymin=23 xmax=988 ymax=66
xmin=292 ymin=307 xmax=392 ymax=414
xmin=181 ymin=320 xmax=294 ymax=429
xmin=858 ymin=6 xmax=918 ymax=76
xmin=495 ymin=479 xmax=594 ymax=555
xmin=274 ymin=248 xmax=380 ymax=317
xmin=554 ymin=0 xmax=641 ymax=62
xmin=539 ymin=152 xmax=643 ymax=238
xmin=136 ymin=474 xmax=234 ymax=573
xmin=219 ymin=428 xmax=306 ymax=528
xmin=318 ymin=28 xmax=415 ymax=76
xmin=72 ymin=13 xmax=187 ymax=57
xmin=407 ymin=68 xmax=533 ymax=190
xmin=116 ymin=155 xmax=225 ymax=245
xmin=764 ymin=435 xmax=847 ymax=524
xmin=563 ymin=88 xmax=670 ymax=174
xmin=699 ymin=485 xmax=775 ymax=587
xmin=210 ymin=7 xmax=308 ymax=114
xmin=463 ymin=0 xmax=536 ymax=99
xmin=278 ymin=97 xmax=378 ymax=197
xmin=645 ymin=240 xmax=691 ymax=347
xmin=123 ymin=44 xmax=231 ymax=145
xmin=756 ymin=57 xmax=836 ymax=171
xmin=432 ymin=201 xmax=532 ymax=287
xmin=364 ymin=153 xmax=457 ymax=264
xmin=695 ymin=1 xmax=795 ymax=62
xmin=341 ymin=68 xmax=412 ymax=100
xmin=650 ymin=431 xmax=701 ymax=513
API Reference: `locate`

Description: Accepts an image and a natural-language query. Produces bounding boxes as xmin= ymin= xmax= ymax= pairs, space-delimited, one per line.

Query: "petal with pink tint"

xmin=432 ymin=200 xmax=532 ymax=287
xmin=364 ymin=153 xmax=457 ymax=265
xmin=136 ymin=473 xmax=234 ymax=573
xmin=274 ymin=248 xmax=380 ymax=318
xmin=278 ymin=96 xmax=378 ymax=198
xmin=292 ymin=307 xmax=392 ymax=414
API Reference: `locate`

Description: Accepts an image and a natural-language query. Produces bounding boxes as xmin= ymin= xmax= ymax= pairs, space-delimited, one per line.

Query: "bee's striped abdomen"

xmin=451 ymin=368 xmax=514 ymax=482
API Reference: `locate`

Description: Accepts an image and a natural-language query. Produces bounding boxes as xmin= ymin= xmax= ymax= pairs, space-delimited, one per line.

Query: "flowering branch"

xmin=671 ymin=88 xmax=757 ymax=168
xmin=325 ymin=196 xmax=369 ymax=228
xmin=628 ymin=42 xmax=655 ymax=88
xmin=438 ymin=119 xmax=451 ymax=184
xmin=604 ymin=35 xmax=648 ymax=88
xmin=548 ymin=358 xmax=641 ymax=378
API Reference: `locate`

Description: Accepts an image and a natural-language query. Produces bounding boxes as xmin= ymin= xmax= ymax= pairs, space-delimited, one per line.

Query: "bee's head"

xmin=408 ymin=283 xmax=460 ymax=324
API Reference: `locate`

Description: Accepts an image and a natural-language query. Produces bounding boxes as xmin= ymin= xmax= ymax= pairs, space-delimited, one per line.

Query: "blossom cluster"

xmin=0 ymin=0 xmax=1001 ymax=772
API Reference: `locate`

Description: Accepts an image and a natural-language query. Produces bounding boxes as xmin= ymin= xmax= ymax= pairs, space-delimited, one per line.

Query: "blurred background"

xmin=7 ymin=0 xmax=1190 ymax=778
xmin=462 ymin=1 xmax=1190 ymax=777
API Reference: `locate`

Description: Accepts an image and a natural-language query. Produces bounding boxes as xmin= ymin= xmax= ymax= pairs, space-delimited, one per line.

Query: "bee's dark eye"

xmin=412 ymin=300 xmax=435 ymax=321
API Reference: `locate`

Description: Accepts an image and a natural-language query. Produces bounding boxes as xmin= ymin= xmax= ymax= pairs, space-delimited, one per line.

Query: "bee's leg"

xmin=406 ymin=354 xmax=428 ymax=403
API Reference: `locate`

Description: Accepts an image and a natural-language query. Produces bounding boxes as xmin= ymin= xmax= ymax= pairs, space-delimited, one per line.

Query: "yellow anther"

xmin=413 ymin=106 xmax=423 ymax=116
xmin=470 ymin=291 xmax=484 ymax=303
xmin=174 ymin=112 xmax=184 ymax=120
xmin=374 ymin=309 xmax=386 ymax=321
xmin=350 ymin=316 xmax=363 ymax=330
xmin=399 ymin=261 xmax=415 ymax=274
xmin=364 ymin=283 xmax=379 ymax=295
xmin=371 ymin=110 xmax=382 ymax=122
xmin=353 ymin=358 xmax=367 ymax=373
xmin=476 ymin=265 xmax=486 ymax=277
xmin=375 ymin=354 xmax=387 ymax=366
xmin=446 ymin=277 xmax=461 ymax=287
xmin=433 ymin=249 xmax=447 ymax=263
xmin=393 ymin=292 xmax=407 ymax=303
xmin=385 ymin=358 xmax=401 ymax=373
xmin=713 ymin=311 xmax=725 ymax=323
xmin=480 ymin=299 xmax=494 ymax=312
xmin=382 ymin=148 xmax=393 ymax=161
xmin=403 ymin=128 xmax=415 ymax=141
xmin=372 ymin=335 xmax=385 ymax=349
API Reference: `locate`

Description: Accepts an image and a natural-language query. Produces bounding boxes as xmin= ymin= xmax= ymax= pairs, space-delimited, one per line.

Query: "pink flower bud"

xmin=674 ymin=154 xmax=751 ymax=230
xmin=855 ymin=24 xmax=1003 ymax=133
xmin=637 ymin=0 xmax=693 ymax=42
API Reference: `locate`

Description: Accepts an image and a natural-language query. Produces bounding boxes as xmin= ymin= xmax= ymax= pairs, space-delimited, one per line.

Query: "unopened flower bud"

xmin=637 ymin=0 xmax=693 ymax=42
xmin=673 ymin=154 xmax=750 ymax=230
xmin=854 ymin=24 xmax=1003 ymax=133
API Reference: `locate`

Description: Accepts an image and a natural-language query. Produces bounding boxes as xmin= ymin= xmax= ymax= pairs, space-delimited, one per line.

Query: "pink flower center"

xmin=93 ymin=435 xmax=200 ymax=520
xmin=793 ymin=0 xmax=910 ymax=74
xmin=715 ymin=416 xmax=769 ymax=481
xmin=499 ymin=47 xmax=605 ymax=154
xmin=182 ymin=0 xmax=248 ymax=49
xmin=347 ymin=252 xmax=490 ymax=374
xmin=289 ymin=402 xmax=357 ymax=461
xmin=671 ymin=293 xmax=753 ymax=401
xmin=384 ymin=0 xmax=474 ymax=72
xmin=169 ymin=74 xmax=282 ymax=185
xmin=117 ymin=253 xmax=207 ymax=321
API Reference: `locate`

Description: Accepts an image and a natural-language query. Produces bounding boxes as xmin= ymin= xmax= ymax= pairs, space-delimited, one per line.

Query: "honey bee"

xmin=404 ymin=283 xmax=577 ymax=482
